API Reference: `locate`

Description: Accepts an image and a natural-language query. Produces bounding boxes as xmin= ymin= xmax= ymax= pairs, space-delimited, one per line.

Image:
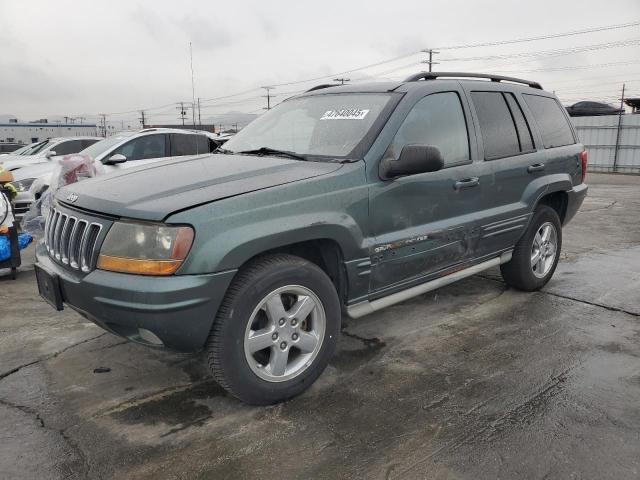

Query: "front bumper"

xmin=564 ymin=182 xmax=588 ymax=225
xmin=35 ymin=243 xmax=237 ymax=352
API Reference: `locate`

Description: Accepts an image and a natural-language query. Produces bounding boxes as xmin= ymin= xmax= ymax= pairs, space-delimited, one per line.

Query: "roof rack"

xmin=306 ymin=83 xmax=341 ymax=92
xmin=403 ymin=72 xmax=542 ymax=90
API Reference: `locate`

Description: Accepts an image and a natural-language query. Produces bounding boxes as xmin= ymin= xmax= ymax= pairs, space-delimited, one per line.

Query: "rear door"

xmin=520 ymin=93 xmax=579 ymax=184
xmin=462 ymin=87 xmax=544 ymax=256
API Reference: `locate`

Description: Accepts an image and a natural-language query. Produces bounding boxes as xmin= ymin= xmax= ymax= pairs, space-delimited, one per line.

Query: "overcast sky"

xmin=1 ymin=0 xmax=639 ymax=124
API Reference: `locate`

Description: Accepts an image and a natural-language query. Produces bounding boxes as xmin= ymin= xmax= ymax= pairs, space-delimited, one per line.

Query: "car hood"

xmin=9 ymin=161 xmax=55 ymax=181
xmin=57 ymin=153 xmax=342 ymax=221
xmin=1 ymin=155 xmax=48 ymax=171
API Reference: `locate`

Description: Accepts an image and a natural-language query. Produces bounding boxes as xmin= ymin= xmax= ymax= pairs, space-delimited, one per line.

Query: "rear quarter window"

xmin=523 ymin=94 xmax=575 ymax=148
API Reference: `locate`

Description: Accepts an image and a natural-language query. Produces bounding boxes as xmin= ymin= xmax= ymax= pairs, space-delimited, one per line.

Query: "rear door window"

xmin=170 ymin=133 xmax=211 ymax=156
xmin=470 ymin=92 xmax=520 ymax=159
xmin=387 ymin=91 xmax=470 ymax=167
xmin=523 ymin=94 xmax=575 ymax=148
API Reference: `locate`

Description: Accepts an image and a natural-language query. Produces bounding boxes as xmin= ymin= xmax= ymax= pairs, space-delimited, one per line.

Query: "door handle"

xmin=527 ymin=163 xmax=545 ymax=173
xmin=454 ymin=177 xmax=480 ymax=190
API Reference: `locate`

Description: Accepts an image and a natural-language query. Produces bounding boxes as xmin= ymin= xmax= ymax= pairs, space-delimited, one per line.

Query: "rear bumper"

xmin=564 ymin=182 xmax=588 ymax=225
xmin=35 ymin=243 xmax=237 ymax=352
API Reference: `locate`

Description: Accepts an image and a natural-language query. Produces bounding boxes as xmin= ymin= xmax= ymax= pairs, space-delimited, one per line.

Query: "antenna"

xmin=190 ymin=42 xmax=196 ymax=127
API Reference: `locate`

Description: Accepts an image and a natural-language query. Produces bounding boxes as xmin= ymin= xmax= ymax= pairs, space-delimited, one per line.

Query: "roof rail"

xmin=306 ymin=83 xmax=341 ymax=92
xmin=403 ymin=72 xmax=542 ymax=90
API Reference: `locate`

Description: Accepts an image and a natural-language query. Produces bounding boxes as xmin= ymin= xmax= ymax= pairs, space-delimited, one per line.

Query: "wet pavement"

xmin=1 ymin=173 xmax=639 ymax=479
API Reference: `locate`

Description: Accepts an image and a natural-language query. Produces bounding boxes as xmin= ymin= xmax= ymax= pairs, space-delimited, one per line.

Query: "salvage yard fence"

xmin=572 ymin=115 xmax=640 ymax=174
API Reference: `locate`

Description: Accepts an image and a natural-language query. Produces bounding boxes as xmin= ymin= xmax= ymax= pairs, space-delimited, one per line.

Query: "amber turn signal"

xmin=96 ymin=255 xmax=183 ymax=276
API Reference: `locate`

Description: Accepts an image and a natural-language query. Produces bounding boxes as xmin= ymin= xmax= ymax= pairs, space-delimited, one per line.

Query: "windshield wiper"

xmin=216 ymin=147 xmax=233 ymax=154
xmin=237 ymin=147 xmax=307 ymax=161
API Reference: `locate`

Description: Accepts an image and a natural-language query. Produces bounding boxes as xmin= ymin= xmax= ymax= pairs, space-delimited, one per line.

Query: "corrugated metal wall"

xmin=572 ymin=115 xmax=640 ymax=173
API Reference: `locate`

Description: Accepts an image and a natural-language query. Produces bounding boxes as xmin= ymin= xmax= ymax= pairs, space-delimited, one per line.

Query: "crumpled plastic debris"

xmin=23 ymin=154 xmax=104 ymax=236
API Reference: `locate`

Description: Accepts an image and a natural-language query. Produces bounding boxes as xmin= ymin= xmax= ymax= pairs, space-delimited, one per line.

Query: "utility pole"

xmin=262 ymin=86 xmax=275 ymax=110
xmin=197 ymin=98 xmax=202 ymax=126
xmin=99 ymin=114 xmax=107 ymax=137
xmin=177 ymin=102 xmax=188 ymax=125
xmin=139 ymin=110 xmax=146 ymax=129
xmin=613 ymin=83 xmax=626 ymax=172
xmin=333 ymin=78 xmax=350 ymax=85
xmin=421 ymin=49 xmax=439 ymax=72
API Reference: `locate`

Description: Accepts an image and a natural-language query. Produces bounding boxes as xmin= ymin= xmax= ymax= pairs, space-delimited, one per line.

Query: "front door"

xmin=369 ymin=90 xmax=485 ymax=294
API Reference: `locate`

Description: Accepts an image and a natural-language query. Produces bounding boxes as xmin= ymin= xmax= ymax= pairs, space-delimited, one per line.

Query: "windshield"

xmin=223 ymin=93 xmax=393 ymax=159
xmin=79 ymin=133 xmax=134 ymax=160
xmin=24 ymin=140 xmax=51 ymax=155
xmin=10 ymin=145 xmax=31 ymax=155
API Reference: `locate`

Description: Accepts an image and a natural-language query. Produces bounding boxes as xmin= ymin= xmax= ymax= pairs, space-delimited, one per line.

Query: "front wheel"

xmin=500 ymin=205 xmax=562 ymax=291
xmin=206 ymin=254 xmax=341 ymax=405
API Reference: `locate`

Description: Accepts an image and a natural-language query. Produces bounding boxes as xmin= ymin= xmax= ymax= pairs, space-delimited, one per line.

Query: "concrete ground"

xmin=1 ymin=173 xmax=639 ymax=479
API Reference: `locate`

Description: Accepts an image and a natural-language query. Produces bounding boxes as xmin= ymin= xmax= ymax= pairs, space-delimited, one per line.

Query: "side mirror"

xmin=105 ymin=153 xmax=127 ymax=165
xmin=45 ymin=151 xmax=56 ymax=159
xmin=381 ymin=145 xmax=444 ymax=179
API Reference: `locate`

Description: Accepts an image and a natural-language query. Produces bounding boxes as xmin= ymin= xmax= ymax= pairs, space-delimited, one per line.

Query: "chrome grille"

xmin=44 ymin=208 xmax=103 ymax=272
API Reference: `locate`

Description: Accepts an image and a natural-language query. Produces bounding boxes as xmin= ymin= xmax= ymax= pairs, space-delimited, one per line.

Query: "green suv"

xmin=35 ymin=72 xmax=588 ymax=404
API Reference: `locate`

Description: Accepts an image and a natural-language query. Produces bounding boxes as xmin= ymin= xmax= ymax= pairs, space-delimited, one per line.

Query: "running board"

xmin=347 ymin=251 xmax=512 ymax=319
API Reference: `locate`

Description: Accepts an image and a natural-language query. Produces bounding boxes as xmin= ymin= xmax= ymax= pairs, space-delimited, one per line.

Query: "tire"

xmin=206 ymin=254 xmax=341 ymax=405
xmin=500 ymin=205 xmax=562 ymax=291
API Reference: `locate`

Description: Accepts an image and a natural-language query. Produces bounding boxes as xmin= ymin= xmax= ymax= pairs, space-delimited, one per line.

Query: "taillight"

xmin=580 ymin=150 xmax=588 ymax=183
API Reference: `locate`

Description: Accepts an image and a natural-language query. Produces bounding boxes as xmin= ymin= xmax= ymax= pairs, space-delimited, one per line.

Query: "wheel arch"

xmin=537 ymin=190 xmax=569 ymax=224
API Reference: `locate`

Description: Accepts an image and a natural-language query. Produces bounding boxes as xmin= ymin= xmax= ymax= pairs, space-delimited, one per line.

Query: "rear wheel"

xmin=206 ymin=254 xmax=341 ymax=405
xmin=500 ymin=205 xmax=562 ymax=291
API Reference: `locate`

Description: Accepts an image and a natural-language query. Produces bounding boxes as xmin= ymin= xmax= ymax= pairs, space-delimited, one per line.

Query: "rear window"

xmin=170 ymin=133 xmax=211 ymax=156
xmin=523 ymin=94 xmax=575 ymax=148
xmin=471 ymin=92 xmax=520 ymax=159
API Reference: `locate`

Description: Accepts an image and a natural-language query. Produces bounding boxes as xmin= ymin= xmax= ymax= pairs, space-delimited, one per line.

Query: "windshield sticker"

xmin=320 ymin=108 xmax=370 ymax=120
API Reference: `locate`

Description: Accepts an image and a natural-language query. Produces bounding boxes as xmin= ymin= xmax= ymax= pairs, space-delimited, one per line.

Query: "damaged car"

xmin=35 ymin=72 xmax=587 ymax=404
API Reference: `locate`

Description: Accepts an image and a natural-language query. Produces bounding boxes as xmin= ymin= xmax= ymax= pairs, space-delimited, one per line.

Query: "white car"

xmin=13 ymin=128 xmax=219 ymax=220
xmin=0 ymin=137 xmax=102 ymax=171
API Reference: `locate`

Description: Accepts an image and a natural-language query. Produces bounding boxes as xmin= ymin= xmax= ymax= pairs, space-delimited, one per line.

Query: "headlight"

xmin=97 ymin=222 xmax=194 ymax=276
xmin=13 ymin=178 xmax=35 ymax=192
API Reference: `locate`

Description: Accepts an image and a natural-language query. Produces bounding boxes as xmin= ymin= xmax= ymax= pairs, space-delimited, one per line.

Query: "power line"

xmin=54 ymin=20 xmax=640 ymax=120
xmin=494 ymin=60 xmax=640 ymax=74
xmin=441 ymin=38 xmax=640 ymax=62
xmin=435 ymin=20 xmax=640 ymax=50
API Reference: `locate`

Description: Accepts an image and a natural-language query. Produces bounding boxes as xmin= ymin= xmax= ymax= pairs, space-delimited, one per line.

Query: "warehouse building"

xmin=0 ymin=121 xmax=98 ymax=145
